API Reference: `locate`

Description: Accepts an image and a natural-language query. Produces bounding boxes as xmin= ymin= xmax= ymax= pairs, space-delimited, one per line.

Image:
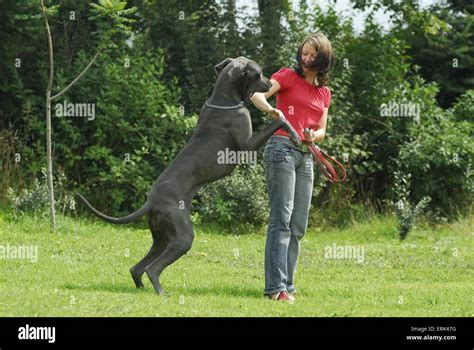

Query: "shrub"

xmin=395 ymin=85 xmax=473 ymax=219
xmin=195 ymin=164 xmax=269 ymax=227
xmin=392 ymin=171 xmax=431 ymax=240
xmin=6 ymin=169 xmax=75 ymax=219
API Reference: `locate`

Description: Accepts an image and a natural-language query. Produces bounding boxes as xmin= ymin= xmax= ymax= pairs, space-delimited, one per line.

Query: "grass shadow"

xmin=171 ymin=285 xmax=264 ymax=298
xmin=61 ymin=282 xmax=263 ymax=298
xmin=61 ymin=282 xmax=145 ymax=294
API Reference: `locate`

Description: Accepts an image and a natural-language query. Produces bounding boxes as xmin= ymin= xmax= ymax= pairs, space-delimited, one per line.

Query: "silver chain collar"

xmin=205 ymin=100 xmax=245 ymax=110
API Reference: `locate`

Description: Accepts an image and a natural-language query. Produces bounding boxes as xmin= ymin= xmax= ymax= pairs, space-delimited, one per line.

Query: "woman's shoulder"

xmin=271 ymin=67 xmax=299 ymax=89
xmin=276 ymin=67 xmax=295 ymax=73
xmin=321 ymin=85 xmax=331 ymax=93
xmin=272 ymin=67 xmax=298 ymax=78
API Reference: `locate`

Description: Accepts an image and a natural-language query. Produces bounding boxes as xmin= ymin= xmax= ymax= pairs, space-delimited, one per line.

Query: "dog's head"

xmin=214 ymin=57 xmax=272 ymax=103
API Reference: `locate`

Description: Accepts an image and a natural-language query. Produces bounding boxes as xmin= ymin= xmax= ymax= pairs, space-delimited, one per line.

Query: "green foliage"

xmin=142 ymin=1 xmax=227 ymax=112
xmin=350 ymin=0 xmax=474 ymax=108
xmin=1 ymin=0 xmax=472 ymax=225
xmin=309 ymin=181 xmax=362 ymax=229
xmin=395 ymin=83 xmax=473 ymax=219
xmin=404 ymin=3 xmax=473 ymax=108
xmin=6 ymin=169 xmax=75 ymax=219
xmin=6 ymin=177 xmax=48 ymax=218
xmin=43 ymin=4 xmax=60 ymax=17
xmin=196 ymin=165 xmax=269 ymax=227
xmin=451 ymin=89 xmax=474 ymax=122
xmin=89 ymin=0 xmax=137 ymax=47
xmin=392 ymin=171 xmax=431 ymax=240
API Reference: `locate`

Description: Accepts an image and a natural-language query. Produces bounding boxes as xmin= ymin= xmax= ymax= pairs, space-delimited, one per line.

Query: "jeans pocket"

xmin=272 ymin=147 xmax=294 ymax=163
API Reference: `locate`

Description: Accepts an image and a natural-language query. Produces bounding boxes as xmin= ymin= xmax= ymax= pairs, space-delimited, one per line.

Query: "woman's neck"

xmin=303 ymin=68 xmax=318 ymax=85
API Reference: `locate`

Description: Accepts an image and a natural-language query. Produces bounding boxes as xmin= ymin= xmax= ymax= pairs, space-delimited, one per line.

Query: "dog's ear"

xmin=214 ymin=58 xmax=235 ymax=76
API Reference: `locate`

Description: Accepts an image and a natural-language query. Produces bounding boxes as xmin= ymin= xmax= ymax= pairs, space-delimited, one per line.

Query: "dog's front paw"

xmin=278 ymin=118 xmax=302 ymax=148
xmin=289 ymin=133 xmax=302 ymax=148
xmin=282 ymin=124 xmax=302 ymax=148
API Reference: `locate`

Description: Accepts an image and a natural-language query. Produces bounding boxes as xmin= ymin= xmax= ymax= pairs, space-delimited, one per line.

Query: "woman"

xmin=251 ymin=33 xmax=335 ymax=302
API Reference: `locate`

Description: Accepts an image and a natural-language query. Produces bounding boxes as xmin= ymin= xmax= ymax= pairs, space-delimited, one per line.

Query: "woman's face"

xmin=301 ymin=42 xmax=317 ymax=70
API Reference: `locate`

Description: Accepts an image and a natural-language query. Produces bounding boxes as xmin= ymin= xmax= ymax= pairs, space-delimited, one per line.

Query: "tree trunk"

xmin=45 ymin=92 xmax=56 ymax=230
xmin=42 ymin=0 xmax=56 ymax=231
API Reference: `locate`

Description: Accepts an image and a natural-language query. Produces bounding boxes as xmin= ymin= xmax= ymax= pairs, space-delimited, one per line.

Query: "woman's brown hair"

xmin=294 ymin=33 xmax=335 ymax=87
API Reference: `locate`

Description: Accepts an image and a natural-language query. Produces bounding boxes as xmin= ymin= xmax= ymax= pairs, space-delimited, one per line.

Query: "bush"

xmin=392 ymin=171 xmax=431 ymax=240
xmin=451 ymin=89 xmax=474 ymax=122
xmin=395 ymin=85 xmax=473 ymax=219
xmin=0 ymin=129 xmax=24 ymax=203
xmin=195 ymin=164 xmax=269 ymax=227
xmin=6 ymin=169 xmax=76 ymax=219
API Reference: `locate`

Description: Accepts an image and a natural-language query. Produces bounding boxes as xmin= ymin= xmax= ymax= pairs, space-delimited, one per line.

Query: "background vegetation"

xmin=0 ymin=0 xmax=472 ymax=232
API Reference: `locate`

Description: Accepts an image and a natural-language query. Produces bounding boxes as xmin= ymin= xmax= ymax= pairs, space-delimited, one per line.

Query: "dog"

xmin=77 ymin=57 xmax=302 ymax=295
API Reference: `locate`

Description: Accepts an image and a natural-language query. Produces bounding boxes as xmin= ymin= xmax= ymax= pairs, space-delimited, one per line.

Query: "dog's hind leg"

xmin=145 ymin=211 xmax=194 ymax=295
xmin=130 ymin=214 xmax=168 ymax=288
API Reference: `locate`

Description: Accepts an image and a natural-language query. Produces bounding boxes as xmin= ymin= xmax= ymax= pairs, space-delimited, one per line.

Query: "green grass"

xmin=0 ymin=212 xmax=472 ymax=317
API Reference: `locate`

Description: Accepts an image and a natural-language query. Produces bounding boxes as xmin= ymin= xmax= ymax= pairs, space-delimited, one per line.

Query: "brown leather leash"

xmin=304 ymin=141 xmax=347 ymax=183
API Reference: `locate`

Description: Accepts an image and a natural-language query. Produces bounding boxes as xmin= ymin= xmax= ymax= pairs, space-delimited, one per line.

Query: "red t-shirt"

xmin=271 ymin=67 xmax=331 ymax=139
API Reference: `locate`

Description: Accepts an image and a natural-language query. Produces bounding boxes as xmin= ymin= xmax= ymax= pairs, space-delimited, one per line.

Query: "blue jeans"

xmin=262 ymin=136 xmax=314 ymax=295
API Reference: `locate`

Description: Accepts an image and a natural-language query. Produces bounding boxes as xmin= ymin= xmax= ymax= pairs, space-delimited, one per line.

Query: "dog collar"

xmin=205 ymin=100 xmax=245 ymax=110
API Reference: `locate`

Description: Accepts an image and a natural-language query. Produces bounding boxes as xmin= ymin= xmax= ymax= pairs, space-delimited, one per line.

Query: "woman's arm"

xmin=304 ymin=107 xmax=328 ymax=143
xmin=250 ymin=79 xmax=283 ymax=119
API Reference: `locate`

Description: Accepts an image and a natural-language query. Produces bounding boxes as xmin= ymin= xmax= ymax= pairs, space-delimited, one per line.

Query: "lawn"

xmin=0 ymin=212 xmax=472 ymax=317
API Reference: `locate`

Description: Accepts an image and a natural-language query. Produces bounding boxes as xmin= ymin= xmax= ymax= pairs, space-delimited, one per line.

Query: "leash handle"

xmin=306 ymin=142 xmax=347 ymax=183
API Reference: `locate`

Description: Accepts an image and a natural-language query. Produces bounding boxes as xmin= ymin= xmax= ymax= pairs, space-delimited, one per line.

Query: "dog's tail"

xmin=76 ymin=193 xmax=151 ymax=224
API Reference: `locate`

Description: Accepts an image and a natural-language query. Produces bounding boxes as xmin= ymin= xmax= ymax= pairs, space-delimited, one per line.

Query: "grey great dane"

xmin=77 ymin=57 xmax=302 ymax=295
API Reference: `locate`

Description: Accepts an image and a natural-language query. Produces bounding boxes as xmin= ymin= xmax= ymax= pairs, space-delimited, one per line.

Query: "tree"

xmin=256 ymin=0 xmax=290 ymax=75
xmin=350 ymin=0 xmax=474 ymax=108
xmin=40 ymin=0 xmax=136 ymax=230
xmin=402 ymin=2 xmax=474 ymax=107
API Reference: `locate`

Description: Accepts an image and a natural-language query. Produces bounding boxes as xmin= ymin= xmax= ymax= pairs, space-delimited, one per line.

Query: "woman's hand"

xmin=303 ymin=127 xmax=326 ymax=143
xmin=303 ymin=128 xmax=316 ymax=142
xmin=267 ymin=107 xmax=286 ymax=120
xmin=250 ymin=87 xmax=283 ymax=120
